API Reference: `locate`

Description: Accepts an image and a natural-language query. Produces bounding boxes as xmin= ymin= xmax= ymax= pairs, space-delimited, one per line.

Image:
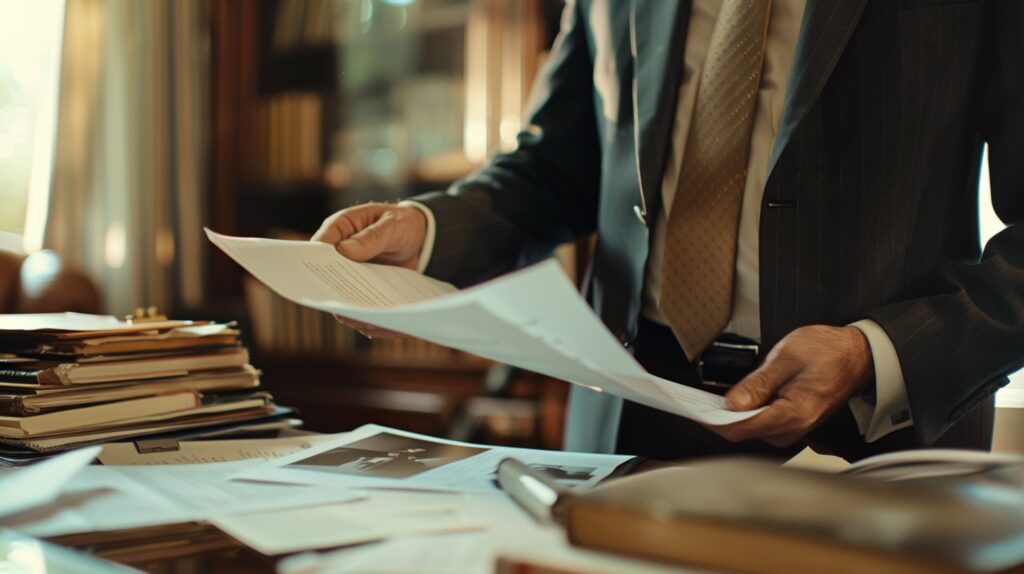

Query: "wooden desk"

xmin=50 ymin=523 xmax=275 ymax=573
xmin=44 ymin=457 xmax=684 ymax=574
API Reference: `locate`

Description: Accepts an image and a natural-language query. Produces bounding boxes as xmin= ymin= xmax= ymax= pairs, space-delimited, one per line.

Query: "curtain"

xmin=46 ymin=0 xmax=209 ymax=315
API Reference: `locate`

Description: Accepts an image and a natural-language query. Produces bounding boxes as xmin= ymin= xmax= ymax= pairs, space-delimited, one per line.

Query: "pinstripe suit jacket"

xmin=413 ymin=0 xmax=1024 ymax=454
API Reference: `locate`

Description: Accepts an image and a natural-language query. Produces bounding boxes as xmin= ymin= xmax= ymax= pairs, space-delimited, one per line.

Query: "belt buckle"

xmin=697 ymin=340 xmax=760 ymax=389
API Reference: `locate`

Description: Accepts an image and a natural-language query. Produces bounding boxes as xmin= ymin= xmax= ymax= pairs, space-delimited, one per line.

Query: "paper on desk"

xmin=6 ymin=461 xmax=365 ymax=537
xmin=278 ymin=494 xmax=532 ymax=574
xmin=0 ymin=446 xmax=100 ymax=519
xmin=206 ymin=230 xmax=761 ymax=426
xmin=0 ymin=312 xmax=189 ymax=333
xmin=97 ymin=435 xmax=337 ymax=465
xmin=0 ymin=231 xmax=24 ymax=253
xmin=277 ymin=492 xmax=690 ymax=574
xmin=211 ymin=492 xmax=485 ymax=555
xmin=235 ymin=424 xmax=632 ymax=492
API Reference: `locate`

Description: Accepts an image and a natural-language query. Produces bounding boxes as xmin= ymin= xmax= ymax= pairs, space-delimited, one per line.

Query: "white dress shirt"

xmin=409 ymin=0 xmax=914 ymax=443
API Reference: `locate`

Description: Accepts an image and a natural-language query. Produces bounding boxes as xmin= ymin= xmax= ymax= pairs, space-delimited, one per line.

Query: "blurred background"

xmin=0 ymin=0 xmax=1020 ymax=453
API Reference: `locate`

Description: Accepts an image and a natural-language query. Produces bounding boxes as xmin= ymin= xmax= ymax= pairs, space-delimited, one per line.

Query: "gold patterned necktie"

xmin=658 ymin=0 xmax=773 ymax=361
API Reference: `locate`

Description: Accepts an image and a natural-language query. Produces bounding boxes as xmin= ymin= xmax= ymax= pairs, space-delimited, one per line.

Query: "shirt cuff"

xmin=848 ymin=319 xmax=914 ymax=442
xmin=398 ymin=200 xmax=436 ymax=274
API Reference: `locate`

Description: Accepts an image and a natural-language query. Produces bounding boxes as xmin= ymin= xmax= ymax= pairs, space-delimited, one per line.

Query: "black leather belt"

xmin=634 ymin=318 xmax=760 ymax=389
xmin=698 ymin=335 xmax=760 ymax=388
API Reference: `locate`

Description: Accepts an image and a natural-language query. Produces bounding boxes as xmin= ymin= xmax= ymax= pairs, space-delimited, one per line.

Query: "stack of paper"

xmin=0 ymin=313 xmax=296 ymax=455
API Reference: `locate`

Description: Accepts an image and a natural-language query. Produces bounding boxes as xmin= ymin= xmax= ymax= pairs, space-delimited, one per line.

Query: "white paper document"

xmin=276 ymin=493 xmax=689 ymax=574
xmin=5 ymin=461 xmax=365 ymax=537
xmin=206 ymin=230 xmax=761 ymax=426
xmin=277 ymin=494 xmax=546 ymax=574
xmin=234 ymin=424 xmax=633 ymax=492
xmin=211 ymin=492 xmax=484 ymax=556
xmin=97 ymin=435 xmax=336 ymax=465
xmin=0 ymin=231 xmax=24 ymax=254
xmin=0 ymin=446 xmax=99 ymax=519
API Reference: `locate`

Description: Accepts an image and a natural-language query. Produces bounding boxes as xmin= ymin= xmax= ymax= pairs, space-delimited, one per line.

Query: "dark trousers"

xmin=615 ymin=319 xmax=995 ymax=462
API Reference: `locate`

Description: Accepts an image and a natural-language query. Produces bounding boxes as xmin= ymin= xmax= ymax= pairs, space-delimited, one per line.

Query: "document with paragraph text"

xmin=206 ymin=229 xmax=762 ymax=426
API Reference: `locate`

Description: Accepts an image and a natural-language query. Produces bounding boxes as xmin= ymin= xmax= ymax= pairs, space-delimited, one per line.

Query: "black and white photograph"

xmin=286 ymin=432 xmax=489 ymax=479
xmin=529 ymin=464 xmax=597 ymax=483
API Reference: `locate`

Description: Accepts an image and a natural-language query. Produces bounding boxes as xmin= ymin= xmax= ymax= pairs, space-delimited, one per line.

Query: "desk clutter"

xmin=0 ymin=426 xmax=650 ymax=573
xmin=1 ymin=318 xmax=1023 ymax=573
xmin=0 ymin=313 xmax=298 ymax=463
xmin=1 ymin=423 xmax=1023 ymax=573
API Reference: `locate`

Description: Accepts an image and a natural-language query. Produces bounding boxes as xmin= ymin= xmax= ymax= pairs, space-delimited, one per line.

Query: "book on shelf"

xmin=273 ymin=0 xmax=335 ymax=50
xmin=243 ymin=275 xmax=482 ymax=366
xmin=0 ymin=313 xmax=297 ymax=454
xmin=251 ymin=93 xmax=323 ymax=184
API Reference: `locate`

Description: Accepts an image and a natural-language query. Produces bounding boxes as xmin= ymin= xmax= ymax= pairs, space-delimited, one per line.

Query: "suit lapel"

xmin=631 ymin=0 xmax=690 ymax=219
xmin=768 ymin=0 xmax=869 ymax=177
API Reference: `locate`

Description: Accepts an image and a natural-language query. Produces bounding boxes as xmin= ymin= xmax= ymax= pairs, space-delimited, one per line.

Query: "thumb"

xmin=726 ymin=357 xmax=801 ymax=411
xmin=337 ymin=221 xmax=390 ymax=262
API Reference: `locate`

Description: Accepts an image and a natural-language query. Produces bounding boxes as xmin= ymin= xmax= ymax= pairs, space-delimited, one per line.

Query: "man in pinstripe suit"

xmin=315 ymin=0 xmax=1023 ymax=461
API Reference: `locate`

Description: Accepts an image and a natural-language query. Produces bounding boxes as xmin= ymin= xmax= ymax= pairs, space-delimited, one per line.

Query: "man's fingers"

xmin=311 ymin=223 xmax=341 ymax=244
xmin=312 ymin=203 xmax=389 ymax=245
xmin=312 ymin=202 xmax=426 ymax=269
xmin=726 ymin=355 xmax=803 ymax=411
xmin=713 ymin=399 xmax=799 ymax=443
xmin=337 ymin=220 xmax=391 ymax=262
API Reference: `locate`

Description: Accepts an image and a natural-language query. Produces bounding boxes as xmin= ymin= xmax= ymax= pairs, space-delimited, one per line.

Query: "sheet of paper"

xmin=279 ymin=534 xmax=492 ymax=574
xmin=277 ymin=494 xmax=542 ymax=574
xmin=205 ymin=230 xmax=456 ymax=307
xmin=0 ymin=446 xmax=100 ymax=519
xmin=97 ymin=435 xmax=337 ymax=465
xmin=0 ymin=231 xmax=24 ymax=254
xmin=211 ymin=493 xmax=485 ymax=556
xmin=5 ymin=461 xmax=365 ymax=537
xmin=74 ymin=323 xmax=234 ymax=346
xmin=234 ymin=424 xmax=633 ymax=492
xmin=4 ymin=465 xmax=192 ymax=536
xmin=0 ymin=313 xmax=188 ymax=333
xmin=277 ymin=493 xmax=690 ymax=574
xmin=207 ymin=230 xmax=761 ymax=426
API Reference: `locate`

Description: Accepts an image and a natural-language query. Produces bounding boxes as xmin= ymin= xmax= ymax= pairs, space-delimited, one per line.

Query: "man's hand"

xmin=711 ymin=325 xmax=874 ymax=447
xmin=312 ymin=202 xmax=427 ymax=270
xmin=312 ymin=202 xmax=428 ymax=338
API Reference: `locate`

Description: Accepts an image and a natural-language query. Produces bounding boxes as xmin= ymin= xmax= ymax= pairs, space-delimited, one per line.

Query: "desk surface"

xmin=37 ymin=432 xmax=848 ymax=573
xmin=48 ymin=492 xmax=698 ymax=574
xmin=41 ymin=453 xmax=700 ymax=574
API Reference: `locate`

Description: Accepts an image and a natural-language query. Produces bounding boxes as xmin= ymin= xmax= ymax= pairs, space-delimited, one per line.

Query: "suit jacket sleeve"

xmin=864 ymin=1 xmax=1024 ymax=445
xmin=410 ymin=0 xmax=601 ymax=287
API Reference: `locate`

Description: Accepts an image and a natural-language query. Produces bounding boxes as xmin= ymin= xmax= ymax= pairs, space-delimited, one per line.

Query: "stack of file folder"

xmin=0 ymin=313 xmax=297 ymax=457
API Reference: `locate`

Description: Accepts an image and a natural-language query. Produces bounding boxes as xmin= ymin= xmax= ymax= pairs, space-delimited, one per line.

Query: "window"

xmin=978 ymin=146 xmax=1024 ymax=407
xmin=0 ymin=0 xmax=65 ymax=248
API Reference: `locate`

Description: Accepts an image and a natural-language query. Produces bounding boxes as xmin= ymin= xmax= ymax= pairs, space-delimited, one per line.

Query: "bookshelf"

xmin=208 ymin=0 xmax=568 ymax=448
